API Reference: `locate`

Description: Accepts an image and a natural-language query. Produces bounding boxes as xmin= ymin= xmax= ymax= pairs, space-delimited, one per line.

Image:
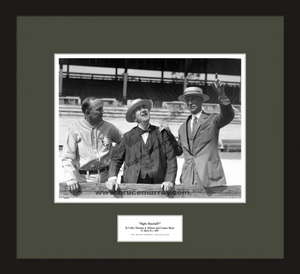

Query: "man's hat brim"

xmin=178 ymin=92 xmax=209 ymax=102
xmin=126 ymin=99 xmax=153 ymax=123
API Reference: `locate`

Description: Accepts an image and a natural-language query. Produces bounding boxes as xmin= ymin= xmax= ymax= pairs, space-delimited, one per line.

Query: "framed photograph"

xmin=17 ymin=16 xmax=284 ymax=259
xmin=55 ymin=54 xmax=246 ymax=203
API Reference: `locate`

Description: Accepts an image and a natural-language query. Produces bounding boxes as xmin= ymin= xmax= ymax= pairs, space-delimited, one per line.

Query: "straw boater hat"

xmin=125 ymin=98 xmax=153 ymax=123
xmin=178 ymin=86 xmax=209 ymax=102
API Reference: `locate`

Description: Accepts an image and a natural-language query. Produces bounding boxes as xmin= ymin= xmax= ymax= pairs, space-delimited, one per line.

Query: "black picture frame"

xmin=16 ymin=15 xmax=285 ymax=260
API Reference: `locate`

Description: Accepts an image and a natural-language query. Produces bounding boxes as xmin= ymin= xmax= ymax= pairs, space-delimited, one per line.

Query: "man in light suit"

xmin=176 ymin=79 xmax=235 ymax=187
xmin=106 ymin=98 xmax=178 ymax=192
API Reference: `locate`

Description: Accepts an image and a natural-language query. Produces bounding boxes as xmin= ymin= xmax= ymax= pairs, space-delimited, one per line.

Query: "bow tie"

xmin=139 ymin=127 xmax=151 ymax=134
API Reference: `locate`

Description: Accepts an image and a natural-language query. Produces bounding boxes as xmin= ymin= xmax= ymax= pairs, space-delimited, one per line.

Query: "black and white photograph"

xmin=55 ymin=54 xmax=245 ymax=203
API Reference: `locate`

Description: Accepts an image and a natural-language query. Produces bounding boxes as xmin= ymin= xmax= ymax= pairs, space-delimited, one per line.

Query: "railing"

xmin=59 ymin=96 xmax=81 ymax=105
xmin=59 ymin=183 xmax=241 ymax=199
xmin=220 ymin=139 xmax=242 ymax=152
xmin=58 ymin=104 xmax=242 ymax=125
xmin=162 ymin=101 xmax=187 ymax=109
xmin=101 ymin=98 xmax=120 ymax=107
xmin=62 ymin=72 xmax=241 ymax=87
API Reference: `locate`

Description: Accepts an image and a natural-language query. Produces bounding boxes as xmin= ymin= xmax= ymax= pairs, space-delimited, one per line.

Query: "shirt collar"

xmin=192 ymin=110 xmax=202 ymax=120
xmin=137 ymin=123 xmax=151 ymax=130
xmin=82 ymin=118 xmax=104 ymax=129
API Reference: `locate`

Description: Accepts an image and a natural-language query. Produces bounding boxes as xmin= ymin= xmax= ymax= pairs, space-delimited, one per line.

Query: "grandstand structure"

xmin=58 ymin=58 xmax=242 ymax=151
xmin=61 ymin=76 xmax=241 ymax=107
xmin=59 ymin=58 xmax=241 ymax=108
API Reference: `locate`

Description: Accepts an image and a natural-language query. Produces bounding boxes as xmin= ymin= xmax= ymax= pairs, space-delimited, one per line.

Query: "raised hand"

xmin=212 ymin=75 xmax=226 ymax=99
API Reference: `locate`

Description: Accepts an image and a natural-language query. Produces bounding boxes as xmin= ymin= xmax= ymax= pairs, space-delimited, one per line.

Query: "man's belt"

xmin=79 ymin=167 xmax=108 ymax=175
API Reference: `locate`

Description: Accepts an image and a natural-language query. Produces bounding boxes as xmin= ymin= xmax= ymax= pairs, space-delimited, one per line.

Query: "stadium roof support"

xmin=59 ymin=58 xmax=241 ymax=76
xmin=58 ymin=58 xmax=241 ymax=101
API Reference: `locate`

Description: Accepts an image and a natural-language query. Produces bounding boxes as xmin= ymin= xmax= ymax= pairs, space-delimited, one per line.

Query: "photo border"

xmin=55 ymin=53 xmax=246 ymax=203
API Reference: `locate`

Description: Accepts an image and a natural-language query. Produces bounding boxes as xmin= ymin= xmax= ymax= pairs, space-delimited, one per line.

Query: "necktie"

xmin=192 ymin=116 xmax=198 ymax=133
xmin=139 ymin=128 xmax=150 ymax=135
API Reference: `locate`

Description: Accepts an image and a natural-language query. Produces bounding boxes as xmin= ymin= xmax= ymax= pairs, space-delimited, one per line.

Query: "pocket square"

xmin=200 ymin=126 xmax=212 ymax=133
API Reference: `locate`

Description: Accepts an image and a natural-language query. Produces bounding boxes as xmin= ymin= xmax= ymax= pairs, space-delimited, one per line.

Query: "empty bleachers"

xmin=62 ymin=78 xmax=124 ymax=102
xmin=61 ymin=77 xmax=241 ymax=105
xmin=187 ymin=84 xmax=241 ymax=105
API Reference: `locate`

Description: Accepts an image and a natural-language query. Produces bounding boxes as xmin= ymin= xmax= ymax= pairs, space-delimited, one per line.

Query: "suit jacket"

xmin=109 ymin=125 xmax=177 ymax=184
xmin=178 ymin=104 xmax=235 ymax=187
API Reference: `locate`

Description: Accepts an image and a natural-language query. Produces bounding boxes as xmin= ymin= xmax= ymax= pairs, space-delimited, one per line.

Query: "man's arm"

xmin=212 ymin=79 xmax=235 ymax=128
xmin=161 ymin=128 xmax=183 ymax=156
xmin=217 ymin=102 xmax=235 ymax=128
xmin=175 ymin=132 xmax=183 ymax=156
xmin=162 ymin=130 xmax=178 ymax=184
xmin=106 ymin=134 xmax=127 ymax=190
xmin=108 ymin=134 xmax=127 ymax=178
xmin=61 ymin=128 xmax=81 ymax=196
xmin=112 ymin=126 xmax=123 ymax=144
xmin=110 ymin=126 xmax=123 ymax=157
xmin=160 ymin=129 xmax=178 ymax=192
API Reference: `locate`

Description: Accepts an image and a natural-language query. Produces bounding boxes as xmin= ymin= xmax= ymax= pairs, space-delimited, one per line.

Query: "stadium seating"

xmin=219 ymin=139 xmax=241 ymax=152
xmin=62 ymin=77 xmax=241 ymax=105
